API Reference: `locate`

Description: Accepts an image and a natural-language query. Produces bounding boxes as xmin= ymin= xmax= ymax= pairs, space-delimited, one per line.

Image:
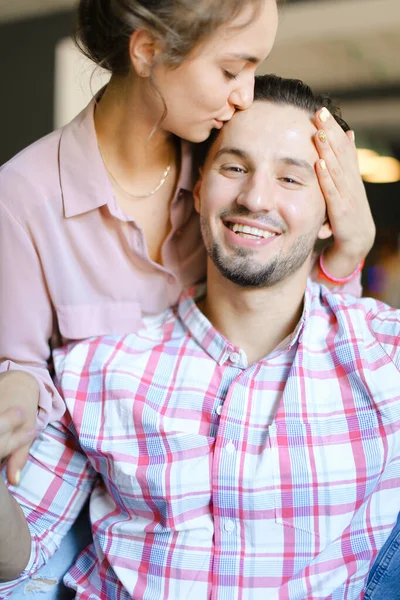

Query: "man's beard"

xmin=201 ymin=219 xmax=317 ymax=289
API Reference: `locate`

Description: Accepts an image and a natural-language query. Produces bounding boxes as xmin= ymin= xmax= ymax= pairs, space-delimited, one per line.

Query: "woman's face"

xmin=149 ymin=0 xmax=279 ymax=143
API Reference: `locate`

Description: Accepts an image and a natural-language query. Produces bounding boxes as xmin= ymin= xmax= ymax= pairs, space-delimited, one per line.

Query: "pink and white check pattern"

xmin=1 ymin=282 xmax=400 ymax=600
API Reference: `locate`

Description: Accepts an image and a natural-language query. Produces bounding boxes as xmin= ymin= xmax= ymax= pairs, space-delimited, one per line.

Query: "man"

xmin=0 ymin=75 xmax=399 ymax=600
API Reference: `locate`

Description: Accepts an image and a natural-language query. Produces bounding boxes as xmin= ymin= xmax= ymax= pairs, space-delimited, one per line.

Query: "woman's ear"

xmin=129 ymin=29 xmax=160 ymax=76
xmin=193 ymin=168 xmax=203 ymax=214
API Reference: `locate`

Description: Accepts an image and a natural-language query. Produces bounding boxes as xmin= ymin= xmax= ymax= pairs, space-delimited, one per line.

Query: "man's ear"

xmin=317 ymin=215 xmax=332 ymax=241
xmin=193 ymin=167 xmax=203 ymax=214
xmin=129 ymin=29 xmax=160 ymax=76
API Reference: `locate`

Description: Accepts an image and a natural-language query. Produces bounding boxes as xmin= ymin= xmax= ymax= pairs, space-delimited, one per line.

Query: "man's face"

xmin=194 ymin=100 xmax=332 ymax=288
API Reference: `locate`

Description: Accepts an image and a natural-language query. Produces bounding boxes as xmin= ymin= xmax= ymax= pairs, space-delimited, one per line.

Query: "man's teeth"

xmin=230 ymin=223 xmax=276 ymax=239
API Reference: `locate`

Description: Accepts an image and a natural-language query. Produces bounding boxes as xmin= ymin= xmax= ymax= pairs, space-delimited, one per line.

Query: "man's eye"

xmin=221 ymin=165 xmax=246 ymax=175
xmin=223 ymin=69 xmax=239 ymax=81
xmin=279 ymin=177 xmax=300 ymax=185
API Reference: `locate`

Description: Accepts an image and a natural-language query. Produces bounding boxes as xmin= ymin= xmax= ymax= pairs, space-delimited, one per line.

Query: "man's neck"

xmin=198 ymin=262 xmax=310 ymax=365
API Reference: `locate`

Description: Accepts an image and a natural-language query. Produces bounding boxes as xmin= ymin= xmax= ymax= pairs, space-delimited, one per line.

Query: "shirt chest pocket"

xmin=101 ymin=431 xmax=215 ymax=531
xmin=55 ymin=302 xmax=143 ymax=340
xmin=269 ymin=418 xmax=386 ymax=544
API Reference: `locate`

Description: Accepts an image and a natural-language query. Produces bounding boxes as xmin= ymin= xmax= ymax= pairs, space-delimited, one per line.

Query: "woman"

xmin=0 ymin=0 xmax=375 ymax=485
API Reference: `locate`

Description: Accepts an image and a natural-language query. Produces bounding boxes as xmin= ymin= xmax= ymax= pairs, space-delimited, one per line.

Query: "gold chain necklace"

xmin=99 ymin=146 xmax=172 ymax=199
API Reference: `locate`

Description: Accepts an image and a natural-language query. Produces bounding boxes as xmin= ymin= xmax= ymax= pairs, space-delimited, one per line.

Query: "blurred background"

xmin=1 ymin=0 xmax=399 ymax=305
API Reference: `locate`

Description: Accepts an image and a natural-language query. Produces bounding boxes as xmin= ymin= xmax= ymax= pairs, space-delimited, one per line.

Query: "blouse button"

xmin=216 ymin=405 xmax=223 ymax=416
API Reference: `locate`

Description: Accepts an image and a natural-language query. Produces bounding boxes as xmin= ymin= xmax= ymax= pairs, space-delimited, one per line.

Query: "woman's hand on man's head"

xmin=313 ymin=107 xmax=376 ymax=280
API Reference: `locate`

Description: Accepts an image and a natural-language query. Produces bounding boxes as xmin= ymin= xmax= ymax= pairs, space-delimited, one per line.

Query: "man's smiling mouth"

xmin=226 ymin=222 xmax=278 ymax=240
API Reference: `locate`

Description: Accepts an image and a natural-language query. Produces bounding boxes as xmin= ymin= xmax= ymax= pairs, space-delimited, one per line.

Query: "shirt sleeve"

xmin=328 ymin=273 xmax=362 ymax=298
xmin=309 ymin=253 xmax=363 ymax=298
xmin=368 ymin=305 xmax=400 ymax=370
xmin=0 ymin=418 xmax=96 ymax=597
xmin=0 ymin=200 xmax=65 ymax=428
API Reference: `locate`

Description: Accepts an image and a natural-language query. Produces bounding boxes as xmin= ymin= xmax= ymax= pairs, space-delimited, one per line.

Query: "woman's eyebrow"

xmin=225 ymin=53 xmax=259 ymax=64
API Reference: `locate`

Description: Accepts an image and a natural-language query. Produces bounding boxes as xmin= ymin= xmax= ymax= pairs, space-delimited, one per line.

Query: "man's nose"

xmin=236 ymin=174 xmax=276 ymax=213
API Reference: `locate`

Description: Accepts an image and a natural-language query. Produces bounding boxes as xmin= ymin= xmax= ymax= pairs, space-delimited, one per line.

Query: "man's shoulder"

xmin=316 ymin=283 xmax=399 ymax=324
xmin=307 ymin=282 xmax=400 ymax=364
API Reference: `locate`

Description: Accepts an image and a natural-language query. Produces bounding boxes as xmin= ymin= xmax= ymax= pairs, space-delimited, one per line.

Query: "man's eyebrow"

xmin=213 ymin=147 xmax=250 ymax=161
xmin=225 ymin=53 xmax=259 ymax=65
xmin=279 ymin=157 xmax=315 ymax=177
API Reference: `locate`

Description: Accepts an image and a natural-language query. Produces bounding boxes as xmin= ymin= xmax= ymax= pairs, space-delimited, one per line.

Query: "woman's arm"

xmin=0 ymin=200 xmax=65 ymax=483
xmin=0 ymin=406 xmax=35 ymax=581
xmin=311 ymin=107 xmax=376 ymax=295
xmin=0 ymin=418 xmax=95 ymax=589
xmin=0 ymin=473 xmax=32 ymax=582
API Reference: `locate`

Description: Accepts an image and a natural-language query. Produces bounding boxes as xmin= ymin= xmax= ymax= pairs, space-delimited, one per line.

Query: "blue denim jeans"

xmin=10 ymin=503 xmax=91 ymax=600
xmin=364 ymin=512 xmax=400 ymax=599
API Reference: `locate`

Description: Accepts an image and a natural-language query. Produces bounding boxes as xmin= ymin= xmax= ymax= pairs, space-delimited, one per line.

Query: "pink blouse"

xmin=0 ymin=100 xmax=205 ymax=426
xmin=0 ymin=99 xmax=361 ymax=428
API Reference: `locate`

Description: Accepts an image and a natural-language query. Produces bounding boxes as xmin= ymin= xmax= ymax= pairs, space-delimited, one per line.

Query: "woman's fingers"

xmin=0 ymin=407 xmax=35 ymax=466
xmin=6 ymin=445 xmax=31 ymax=486
xmin=315 ymin=108 xmax=356 ymax=163
xmin=314 ymin=130 xmax=348 ymax=221
xmin=0 ymin=372 xmax=40 ymax=482
xmin=313 ymin=107 xmax=376 ymax=265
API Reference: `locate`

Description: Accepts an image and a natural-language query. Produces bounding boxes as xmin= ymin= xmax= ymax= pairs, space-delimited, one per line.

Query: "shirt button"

xmin=225 ymin=441 xmax=235 ymax=454
xmin=229 ymin=352 xmax=240 ymax=364
xmin=224 ymin=520 xmax=235 ymax=533
xmin=216 ymin=405 xmax=223 ymax=416
xmin=168 ymin=275 xmax=175 ymax=285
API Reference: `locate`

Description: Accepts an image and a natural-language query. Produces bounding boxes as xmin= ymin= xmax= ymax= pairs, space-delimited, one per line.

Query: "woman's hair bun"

xmin=74 ymin=0 xmax=129 ymax=74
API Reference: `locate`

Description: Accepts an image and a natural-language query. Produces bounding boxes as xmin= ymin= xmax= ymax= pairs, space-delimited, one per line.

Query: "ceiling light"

xmin=361 ymin=156 xmax=400 ymax=184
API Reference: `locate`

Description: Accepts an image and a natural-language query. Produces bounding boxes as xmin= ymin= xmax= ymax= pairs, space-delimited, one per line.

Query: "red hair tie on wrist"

xmin=318 ymin=252 xmax=365 ymax=284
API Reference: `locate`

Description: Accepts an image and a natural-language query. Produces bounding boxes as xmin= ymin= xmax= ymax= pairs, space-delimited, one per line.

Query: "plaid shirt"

xmin=1 ymin=281 xmax=400 ymax=600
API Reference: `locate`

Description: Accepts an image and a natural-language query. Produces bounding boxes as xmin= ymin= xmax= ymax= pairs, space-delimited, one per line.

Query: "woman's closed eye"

xmin=222 ymin=69 xmax=239 ymax=81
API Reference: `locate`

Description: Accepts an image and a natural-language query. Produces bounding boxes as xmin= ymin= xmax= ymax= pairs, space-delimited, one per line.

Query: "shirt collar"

xmin=59 ymin=97 xmax=196 ymax=219
xmin=59 ymin=98 xmax=111 ymax=218
xmin=178 ymin=285 xmax=236 ymax=366
xmin=177 ymin=279 xmax=316 ymax=365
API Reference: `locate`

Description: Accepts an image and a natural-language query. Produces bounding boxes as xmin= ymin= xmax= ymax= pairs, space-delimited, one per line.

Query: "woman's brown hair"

xmin=75 ymin=0 xmax=266 ymax=75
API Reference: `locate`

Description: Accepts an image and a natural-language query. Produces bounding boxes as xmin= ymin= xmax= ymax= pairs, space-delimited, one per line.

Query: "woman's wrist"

xmin=318 ymin=244 xmax=366 ymax=282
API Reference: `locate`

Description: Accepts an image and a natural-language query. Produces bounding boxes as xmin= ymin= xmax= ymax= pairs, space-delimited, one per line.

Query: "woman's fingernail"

xmin=318 ymin=130 xmax=327 ymax=143
xmin=349 ymin=130 xmax=356 ymax=143
xmin=319 ymin=107 xmax=330 ymax=123
xmin=319 ymin=159 xmax=327 ymax=170
xmin=14 ymin=469 xmax=21 ymax=486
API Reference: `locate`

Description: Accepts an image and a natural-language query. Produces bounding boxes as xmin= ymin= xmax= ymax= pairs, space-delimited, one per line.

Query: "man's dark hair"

xmin=253 ymin=74 xmax=350 ymax=132
xmin=196 ymin=74 xmax=350 ymax=165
